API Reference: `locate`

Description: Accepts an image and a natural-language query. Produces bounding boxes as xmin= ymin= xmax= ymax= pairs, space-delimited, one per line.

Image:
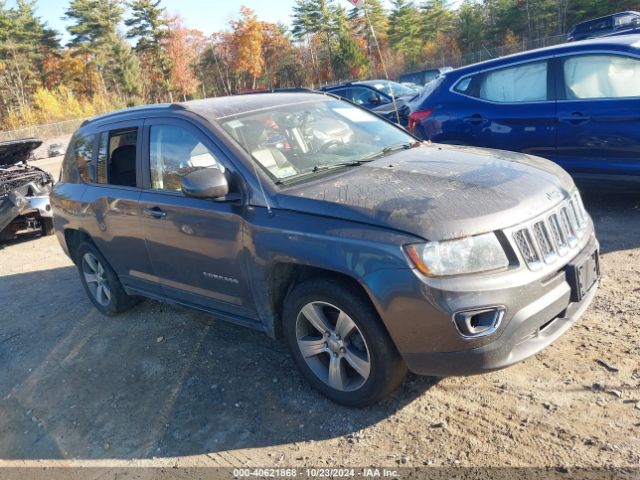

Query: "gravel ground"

xmin=0 ymin=155 xmax=638 ymax=470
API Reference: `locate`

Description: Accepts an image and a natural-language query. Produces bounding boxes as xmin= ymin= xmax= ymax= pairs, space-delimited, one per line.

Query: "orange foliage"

xmin=228 ymin=7 xmax=265 ymax=87
xmin=165 ymin=14 xmax=201 ymax=101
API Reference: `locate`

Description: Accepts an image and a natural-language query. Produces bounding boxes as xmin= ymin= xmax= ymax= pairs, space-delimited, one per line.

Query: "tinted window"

xmin=563 ymin=54 xmax=640 ymax=99
xmin=589 ymin=17 xmax=612 ymax=32
xmin=149 ymin=125 xmax=225 ymax=192
xmin=456 ymin=61 xmax=548 ymax=103
xmin=330 ymin=88 xmax=351 ymax=100
xmin=352 ymin=87 xmax=388 ymax=105
xmin=614 ymin=13 xmax=637 ymax=27
xmin=65 ymin=134 xmax=94 ymax=183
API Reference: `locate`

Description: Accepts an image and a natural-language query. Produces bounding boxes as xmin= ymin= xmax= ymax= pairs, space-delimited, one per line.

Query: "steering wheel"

xmin=318 ymin=139 xmax=342 ymax=153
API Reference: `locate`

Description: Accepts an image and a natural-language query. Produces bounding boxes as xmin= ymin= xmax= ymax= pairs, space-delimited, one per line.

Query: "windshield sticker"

xmin=332 ymin=108 xmax=376 ymax=122
xmin=226 ymin=119 xmax=244 ymax=129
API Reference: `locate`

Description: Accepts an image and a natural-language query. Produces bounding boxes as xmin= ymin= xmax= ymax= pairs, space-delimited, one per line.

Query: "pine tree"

xmin=112 ymin=34 xmax=142 ymax=102
xmin=332 ymin=5 xmax=368 ymax=80
xmin=0 ymin=0 xmax=60 ymax=113
xmin=125 ymin=0 xmax=171 ymax=102
xmin=291 ymin=0 xmax=337 ymax=80
xmin=388 ymin=0 xmax=423 ymax=69
xmin=64 ymin=0 xmax=125 ymax=96
xmin=421 ymin=0 xmax=456 ymax=42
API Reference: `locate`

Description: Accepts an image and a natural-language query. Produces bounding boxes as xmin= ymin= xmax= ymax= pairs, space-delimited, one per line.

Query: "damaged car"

xmin=0 ymin=138 xmax=55 ymax=242
xmin=52 ymin=92 xmax=599 ymax=407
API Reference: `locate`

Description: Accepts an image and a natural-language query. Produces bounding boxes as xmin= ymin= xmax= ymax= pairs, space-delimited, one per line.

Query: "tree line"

xmin=1 ymin=0 xmax=638 ymax=130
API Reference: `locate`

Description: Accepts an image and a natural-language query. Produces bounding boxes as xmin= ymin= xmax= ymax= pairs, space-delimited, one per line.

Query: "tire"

xmin=75 ymin=241 xmax=141 ymax=316
xmin=41 ymin=218 xmax=54 ymax=236
xmin=283 ymin=278 xmax=407 ymax=407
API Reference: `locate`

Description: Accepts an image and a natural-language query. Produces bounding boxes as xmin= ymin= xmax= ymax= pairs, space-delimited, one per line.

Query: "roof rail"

xmin=235 ymin=87 xmax=319 ymax=95
xmin=80 ymin=103 xmax=185 ymax=127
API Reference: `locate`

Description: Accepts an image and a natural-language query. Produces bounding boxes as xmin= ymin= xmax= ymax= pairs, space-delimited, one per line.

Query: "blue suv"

xmin=408 ymin=36 xmax=640 ymax=183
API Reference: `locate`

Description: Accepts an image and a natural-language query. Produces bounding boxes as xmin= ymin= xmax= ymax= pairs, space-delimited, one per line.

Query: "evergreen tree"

xmin=125 ymin=0 xmax=171 ymax=102
xmin=0 ymin=0 xmax=59 ymax=112
xmin=112 ymin=34 xmax=142 ymax=101
xmin=421 ymin=0 xmax=456 ymax=41
xmin=388 ymin=0 xmax=423 ymax=69
xmin=332 ymin=5 xmax=368 ymax=80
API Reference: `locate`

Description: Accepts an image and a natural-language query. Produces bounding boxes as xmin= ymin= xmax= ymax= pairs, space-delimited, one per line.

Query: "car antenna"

xmin=362 ymin=0 xmax=401 ymax=125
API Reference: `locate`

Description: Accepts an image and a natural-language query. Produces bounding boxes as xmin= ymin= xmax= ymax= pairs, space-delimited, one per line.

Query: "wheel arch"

xmin=63 ymin=228 xmax=94 ymax=265
xmin=265 ymin=262 xmax=382 ymax=339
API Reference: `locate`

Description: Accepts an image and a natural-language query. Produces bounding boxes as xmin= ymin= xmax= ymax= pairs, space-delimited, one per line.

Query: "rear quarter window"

xmin=453 ymin=61 xmax=548 ymax=103
xmin=61 ymin=133 xmax=95 ymax=183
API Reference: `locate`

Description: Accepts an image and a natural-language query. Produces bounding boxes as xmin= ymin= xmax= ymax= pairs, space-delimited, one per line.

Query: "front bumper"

xmin=402 ymin=275 xmax=597 ymax=376
xmin=364 ymin=234 xmax=599 ymax=377
xmin=27 ymin=195 xmax=53 ymax=218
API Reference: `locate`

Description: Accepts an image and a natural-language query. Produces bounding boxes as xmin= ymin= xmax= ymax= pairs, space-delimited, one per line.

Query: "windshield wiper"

xmin=360 ymin=140 xmax=422 ymax=161
xmin=276 ymin=141 xmax=422 ymax=184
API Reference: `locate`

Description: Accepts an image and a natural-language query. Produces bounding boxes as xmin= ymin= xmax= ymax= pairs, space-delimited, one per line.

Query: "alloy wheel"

xmin=295 ymin=301 xmax=371 ymax=392
xmin=82 ymin=252 xmax=111 ymax=307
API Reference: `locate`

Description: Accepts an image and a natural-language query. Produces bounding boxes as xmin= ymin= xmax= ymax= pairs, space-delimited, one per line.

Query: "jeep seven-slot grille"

xmin=512 ymin=193 xmax=588 ymax=271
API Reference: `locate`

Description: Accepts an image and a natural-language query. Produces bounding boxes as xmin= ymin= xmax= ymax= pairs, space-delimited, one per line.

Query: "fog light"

xmin=453 ymin=307 xmax=505 ymax=338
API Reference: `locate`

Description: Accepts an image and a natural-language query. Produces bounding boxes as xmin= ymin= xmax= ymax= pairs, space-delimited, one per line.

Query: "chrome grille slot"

xmin=560 ymin=208 xmax=577 ymax=247
xmin=510 ymin=194 xmax=590 ymax=270
xmin=572 ymin=193 xmax=587 ymax=227
xmin=514 ymin=228 xmax=541 ymax=270
xmin=532 ymin=221 xmax=557 ymax=263
xmin=548 ymin=214 xmax=569 ymax=256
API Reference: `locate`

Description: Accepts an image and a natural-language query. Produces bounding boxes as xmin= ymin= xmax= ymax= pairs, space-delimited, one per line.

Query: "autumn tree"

xmin=229 ymin=7 xmax=265 ymax=90
xmin=165 ymin=15 xmax=200 ymax=101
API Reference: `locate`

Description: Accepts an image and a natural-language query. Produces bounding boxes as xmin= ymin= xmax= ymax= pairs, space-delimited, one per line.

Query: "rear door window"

xmin=563 ymin=54 xmax=640 ymax=99
xmin=96 ymin=128 xmax=139 ymax=187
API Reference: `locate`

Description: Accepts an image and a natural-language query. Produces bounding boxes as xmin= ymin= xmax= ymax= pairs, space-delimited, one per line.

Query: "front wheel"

xmin=283 ymin=278 xmax=407 ymax=407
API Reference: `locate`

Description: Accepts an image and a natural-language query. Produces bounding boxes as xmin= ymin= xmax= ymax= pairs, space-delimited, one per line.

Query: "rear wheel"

xmin=283 ymin=278 xmax=407 ymax=407
xmin=76 ymin=241 xmax=141 ymax=316
xmin=41 ymin=218 xmax=54 ymax=236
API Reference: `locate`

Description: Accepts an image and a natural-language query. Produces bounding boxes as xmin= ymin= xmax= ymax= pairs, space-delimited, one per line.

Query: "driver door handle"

xmin=143 ymin=207 xmax=167 ymax=219
xmin=463 ymin=114 xmax=486 ymax=125
xmin=559 ymin=112 xmax=591 ymax=125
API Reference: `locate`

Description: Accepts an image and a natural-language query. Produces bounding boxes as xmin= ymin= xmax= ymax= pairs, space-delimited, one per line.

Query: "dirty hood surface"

xmin=0 ymin=138 xmax=43 ymax=167
xmin=276 ymin=143 xmax=576 ymax=240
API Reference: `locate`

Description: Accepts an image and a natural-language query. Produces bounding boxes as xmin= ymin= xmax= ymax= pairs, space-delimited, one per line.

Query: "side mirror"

xmin=368 ymin=94 xmax=382 ymax=105
xmin=181 ymin=168 xmax=229 ymax=199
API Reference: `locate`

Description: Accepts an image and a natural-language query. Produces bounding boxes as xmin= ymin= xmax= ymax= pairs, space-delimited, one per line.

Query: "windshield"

xmin=368 ymin=81 xmax=416 ymax=97
xmin=220 ymin=99 xmax=415 ymax=183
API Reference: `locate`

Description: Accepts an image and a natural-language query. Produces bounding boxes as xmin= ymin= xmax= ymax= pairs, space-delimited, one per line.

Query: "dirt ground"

xmin=0 ymin=153 xmax=638 ymax=470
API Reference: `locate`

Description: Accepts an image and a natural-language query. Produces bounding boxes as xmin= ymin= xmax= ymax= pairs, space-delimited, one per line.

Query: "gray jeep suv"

xmin=51 ymin=92 xmax=599 ymax=406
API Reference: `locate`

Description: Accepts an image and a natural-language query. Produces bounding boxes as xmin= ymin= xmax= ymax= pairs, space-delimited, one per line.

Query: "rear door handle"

xmin=559 ymin=112 xmax=591 ymax=125
xmin=463 ymin=114 xmax=486 ymax=125
xmin=143 ymin=207 xmax=167 ymax=219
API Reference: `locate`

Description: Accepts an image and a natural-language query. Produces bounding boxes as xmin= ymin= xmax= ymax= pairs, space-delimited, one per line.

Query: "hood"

xmin=276 ymin=144 xmax=576 ymax=241
xmin=0 ymin=138 xmax=43 ymax=167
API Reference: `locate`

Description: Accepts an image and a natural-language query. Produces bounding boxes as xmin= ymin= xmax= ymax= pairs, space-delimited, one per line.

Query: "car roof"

xmin=80 ymin=92 xmax=334 ymax=127
xmin=451 ymin=35 xmax=640 ymax=77
xmin=574 ymin=10 xmax=639 ymax=27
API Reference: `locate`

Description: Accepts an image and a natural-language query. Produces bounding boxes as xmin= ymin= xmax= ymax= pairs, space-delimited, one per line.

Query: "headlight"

xmin=404 ymin=232 xmax=509 ymax=277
